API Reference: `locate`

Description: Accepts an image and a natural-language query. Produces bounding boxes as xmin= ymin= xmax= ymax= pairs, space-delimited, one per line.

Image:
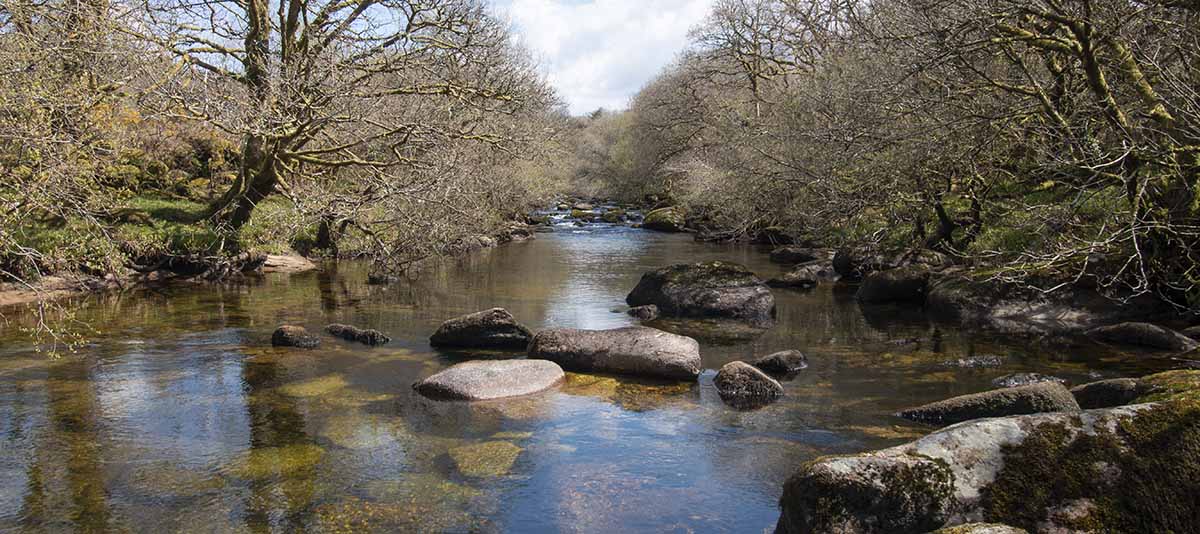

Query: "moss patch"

xmin=1135 ymin=370 xmax=1200 ymax=403
xmin=229 ymin=443 xmax=325 ymax=480
xmin=277 ymin=374 xmax=349 ymax=398
xmin=980 ymin=400 xmax=1200 ymax=531
xmin=448 ymin=441 xmax=522 ymax=478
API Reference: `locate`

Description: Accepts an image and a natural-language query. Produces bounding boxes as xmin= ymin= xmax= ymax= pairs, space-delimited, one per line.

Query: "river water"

xmin=0 ymin=222 xmax=1170 ymax=532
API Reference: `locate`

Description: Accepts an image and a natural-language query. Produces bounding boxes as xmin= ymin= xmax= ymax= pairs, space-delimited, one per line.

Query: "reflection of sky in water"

xmin=0 ymin=223 xmax=1179 ymax=532
xmin=543 ymin=230 xmax=648 ymax=330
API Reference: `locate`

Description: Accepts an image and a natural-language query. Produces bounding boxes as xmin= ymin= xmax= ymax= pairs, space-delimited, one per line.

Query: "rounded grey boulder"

xmin=626 ymin=261 xmax=775 ymax=323
xmin=527 ymin=326 xmax=701 ymax=380
xmin=713 ymin=361 xmax=783 ymax=408
xmin=414 ymin=359 xmax=565 ymax=401
xmin=898 ymin=382 xmax=1080 ymax=426
xmin=429 ymin=308 xmax=533 ymax=349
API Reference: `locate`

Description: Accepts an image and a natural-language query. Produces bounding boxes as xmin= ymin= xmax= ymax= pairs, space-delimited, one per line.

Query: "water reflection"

xmin=0 ymin=225 xmax=1181 ymax=532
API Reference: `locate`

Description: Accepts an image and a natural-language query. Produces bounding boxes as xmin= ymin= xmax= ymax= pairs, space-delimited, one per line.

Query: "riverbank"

xmin=0 ymin=253 xmax=317 ymax=309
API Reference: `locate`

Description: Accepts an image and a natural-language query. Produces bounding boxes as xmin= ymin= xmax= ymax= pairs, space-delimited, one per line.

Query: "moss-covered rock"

xmin=777 ymin=452 xmax=957 ymax=533
xmin=429 ymin=308 xmax=533 ymax=349
xmin=642 ymin=206 xmax=687 ymax=232
xmin=777 ymin=384 xmax=1200 ymax=534
xmin=626 ymin=261 xmax=775 ymax=323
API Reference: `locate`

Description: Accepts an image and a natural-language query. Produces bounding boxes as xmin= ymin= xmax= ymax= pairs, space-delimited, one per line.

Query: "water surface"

xmin=0 ymin=223 xmax=1172 ymax=532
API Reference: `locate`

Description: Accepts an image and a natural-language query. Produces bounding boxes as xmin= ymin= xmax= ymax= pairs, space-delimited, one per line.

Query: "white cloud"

xmin=498 ymin=0 xmax=714 ymax=115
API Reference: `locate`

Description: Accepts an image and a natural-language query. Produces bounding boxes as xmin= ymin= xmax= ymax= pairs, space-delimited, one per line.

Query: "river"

xmin=0 ymin=221 xmax=1169 ymax=532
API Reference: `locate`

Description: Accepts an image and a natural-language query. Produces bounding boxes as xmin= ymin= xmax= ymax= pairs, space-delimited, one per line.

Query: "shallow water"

xmin=0 ymin=222 xmax=1175 ymax=533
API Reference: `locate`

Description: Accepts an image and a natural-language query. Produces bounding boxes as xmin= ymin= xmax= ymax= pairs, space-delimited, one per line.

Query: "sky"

xmin=497 ymin=0 xmax=715 ymax=116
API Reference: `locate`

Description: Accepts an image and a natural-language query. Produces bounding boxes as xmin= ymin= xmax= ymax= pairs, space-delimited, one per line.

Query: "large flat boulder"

xmin=897 ymin=382 xmax=1079 ymax=426
xmin=429 ymin=308 xmax=533 ymax=349
xmin=526 ymin=326 xmax=701 ymax=380
xmin=414 ymin=359 xmax=565 ymax=401
xmin=778 ymin=392 xmax=1200 ymax=534
xmin=626 ymin=261 xmax=775 ymax=323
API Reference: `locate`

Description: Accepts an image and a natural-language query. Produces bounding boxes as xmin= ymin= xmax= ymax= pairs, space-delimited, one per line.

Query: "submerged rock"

xmin=897 ymin=382 xmax=1079 ymax=426
xmin=414 ymin=359 xmax=564 ymax=401
xmin=448 ymin=441 xmax=522 ymax=477
xmin=777 ymin=386 xmax=1200 ymax=534
xmin=1085 ymin=322 xmax=1199 ymax=351
xmin=857 ymin=265 xmax=931 ymax=304
xmin=626 ymin=261 xmax=775 ymax=323
xmin=627 ymin=304 xmax=659 ymax=321
xmin=990 ymin=373 xmax=1065 ymax=389
xmin=641 ymin=206 xmax=687 ymax=232
xmin=527 ymin=326 xmax=701 ymax=380
xmin=1069 ymin=377 xmax=1150 ymax=409
xmin=271 ymin=325 xmax=320 ymax=348
xmin=750 ymin=349 xmax=808 ymax=376
xmin=429 ymin=308 xmax=533 ymax=350
xmin=713 ymin=361 xmax=783 ymax=408
xmin=326 ymin=323 xmax=390 ymax=346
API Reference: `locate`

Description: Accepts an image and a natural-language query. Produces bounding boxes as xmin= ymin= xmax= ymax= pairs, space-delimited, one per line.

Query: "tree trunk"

xmin=210 ymin=135 xmax=277 ymax=229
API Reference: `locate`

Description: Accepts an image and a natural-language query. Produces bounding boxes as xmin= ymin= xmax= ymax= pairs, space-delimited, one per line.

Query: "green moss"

xmin=980 ymin=400 xmax=1200 ymax=532
xmin=126 ymin=196 xmax=207 ymax=224
xmin=1135 ymin=370 xmax=1200 ymax=403
xmin=448 ymin=441 xmax=522 ymax=477
xmin=779 ymin=453 xmax=956 ymax=533
xmin=229 ymin=443 xmax=325 ymax=480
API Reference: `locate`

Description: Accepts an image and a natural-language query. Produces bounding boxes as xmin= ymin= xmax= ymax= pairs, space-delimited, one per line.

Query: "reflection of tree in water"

xmin=241 ymin=356 xmax=316 ymax=531
xmin=19 ymin=358 xmax=112 ymax=531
